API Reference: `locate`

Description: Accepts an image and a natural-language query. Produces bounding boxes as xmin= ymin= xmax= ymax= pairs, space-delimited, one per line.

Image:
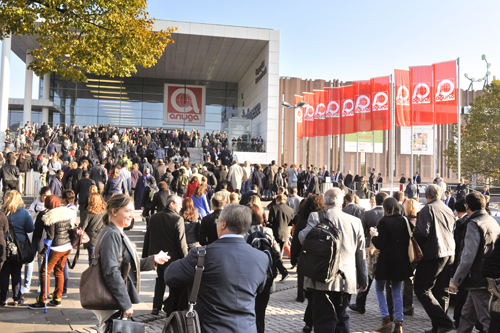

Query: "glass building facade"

xmin=35 ymin=73 xmax=239 ymax=132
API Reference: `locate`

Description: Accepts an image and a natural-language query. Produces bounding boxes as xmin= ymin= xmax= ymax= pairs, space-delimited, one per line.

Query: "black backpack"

xmin=301 ymin=210 xmax=344 ymax=284
xmin=246 ymin=226 xmax=280 ymax=287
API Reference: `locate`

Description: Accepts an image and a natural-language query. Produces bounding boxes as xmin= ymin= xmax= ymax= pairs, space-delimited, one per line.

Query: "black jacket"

xmin=142 ymin=207 xmax=188 ymax=265
xmin=40 ymin=207 xmax=74 ymax=256
xmin=199 ymin=209 xmax=222 ymax=246
xmin=240 ymin=191 xmax=259 ymax=206
xmin=414 ymin=199 xmax=456 ymax=261
xmin=305 ymin=176 xmax=320 ymax=196
xmin=183 ymin=211 xmax=202 ymax=250
xmin=268 ymin=203 xmax=295 ymax=243
xmin=151 ymin=189 xmax=172 ymax=215
xmin=0 ymin=164 xmax=20 ymax=182
xmin=74 ymin=178 xmax=96 ymax=207
xmin=372 ymin=214 xmax=412 ymax=281
xmin=291 ymin=215 xmax=307 ymax=266
xmin=251 ymin=170 xmax=266 ymax=195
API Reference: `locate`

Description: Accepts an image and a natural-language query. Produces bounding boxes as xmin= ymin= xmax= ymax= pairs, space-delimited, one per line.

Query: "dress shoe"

xmin=151 ymin=309 xmax=159 ymax=316
xmin=436 ymin=327 xmax=454 ymax=333
xmin=348 ymin=303 xmax=365 ymax=314
xmin=295 ymin=297 xmax=305 ymax=302
xmin=375 ymin=315 xmax=392 ymax=333
xmin=302 ymin=325 xmax=312 ymax=333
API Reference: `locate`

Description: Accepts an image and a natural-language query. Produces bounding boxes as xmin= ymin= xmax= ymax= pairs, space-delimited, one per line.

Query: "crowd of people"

xmin=0 ymin=121 xmax=499 ymax=333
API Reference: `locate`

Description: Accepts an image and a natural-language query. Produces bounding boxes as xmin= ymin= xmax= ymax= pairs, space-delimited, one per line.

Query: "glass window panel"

xmin=140 ymin=118 xmax=163 ymax=127
xmin=226 ymin=90 xmax=238 ymax=99
xmin=206 ymin=97 xmax=227 ymax=106
xmin=120 ymin=97 xmax=142 ymax=111
xmin=206 ymin=89 xmax=226 ymax=98
xmin=98 ymin=116 xmax=120 ymax=126
xmin=75 ymin=90 xmax=98 ymax=107
xmin=143 ymin=94 xmax=164 ymax=110
xmin=143 ymin=85 xmax=164 ymax=94
xmin=142 ymin=110 xmax=163 ymax=119
xmin=142 ymin=78 xmax=164 ymax=86
xmin=74 ymin=107 xmax=98 ymax=116
xmin=120 ymin=84 xmax=142 ymax=93
xmin=122 ymin=76 xmax=143 ymax=85
xmin=206 ymin=105 xmax=223 ymax=114
xmin=51 ymin=80 xmax=76 ymax=90
xmin=74 ymin=116 xmax=96 ymax=127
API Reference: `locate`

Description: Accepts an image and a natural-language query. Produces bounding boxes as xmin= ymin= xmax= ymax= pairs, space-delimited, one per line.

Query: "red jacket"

xmin=185 ymin=182 xmax=199 ymax=198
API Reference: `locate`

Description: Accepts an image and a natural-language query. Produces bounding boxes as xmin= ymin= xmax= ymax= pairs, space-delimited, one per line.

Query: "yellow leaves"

xmin=0 ymin=0 xmax=174 ymax=82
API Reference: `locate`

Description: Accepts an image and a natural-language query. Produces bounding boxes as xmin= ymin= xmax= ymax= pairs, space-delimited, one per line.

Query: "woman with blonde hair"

xmin=0 ymin=191 xmax=33 ymax=305
xmin=403 ymin=198 xmax=420 ymax=225
xmin=80 ymin=193 xmax=106 ymax=265
xmin=191 ymin=184 xmax=210 ymax=218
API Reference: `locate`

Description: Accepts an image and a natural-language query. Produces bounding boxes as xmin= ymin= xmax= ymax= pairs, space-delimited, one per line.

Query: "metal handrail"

xmin=35 ymin=130 xmax=58 ymax=156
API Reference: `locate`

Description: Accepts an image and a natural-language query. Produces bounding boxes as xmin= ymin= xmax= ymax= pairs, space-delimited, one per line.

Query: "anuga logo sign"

xmin=163 ymin=84 xmax=206 ymax=126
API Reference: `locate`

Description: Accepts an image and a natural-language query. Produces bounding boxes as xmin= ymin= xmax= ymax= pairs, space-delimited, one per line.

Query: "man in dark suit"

xmin=305 ymin=170 xmax=320 ymax=196
xmin=199 ymin=195 xmax=225 ymax=245
xmin=393 ymin=191 xmax=407 ymax=216
xmin=444 ymin=191 xmax=456 ymax=212
xmin=142 ymin=194 xmax=188 ymax=315
xmin=349 ymin=192 xmax=392 ymax=314
xmin=154 ymin=159 xmax=167 ymax=184
xmin=414 ymin=171 xmax=421 ymax=192
xmin=376 ymin=173 xmax=383 ymax=192
xmin=319 ymin=165 xmax=329 ymax=183
xmin=332 ymin=169 xmax=343 ymax=184
xmin=150 ymin=182 xmax=171 ymax=215
xmin=240 ymin=184 xmax=259 ymax=205
xmin=405 ymin=178 xmax=418 ymax=199
xmin=251 ymin=164 xmax=266 ymax=196
xmin=165 ymin=205 xmax=268 ymax=333
xmin=343 ymin=193 xmax=366 ymax=219
xmin=369 ymin=168 xmax=376 ymax=192
xmin=74 ymin=170 xmax=96 ymax=225
xmin=268 ymin=194 xmax=295 ymax=281
xmin=344 ymin=170 xmax=353 ymax=189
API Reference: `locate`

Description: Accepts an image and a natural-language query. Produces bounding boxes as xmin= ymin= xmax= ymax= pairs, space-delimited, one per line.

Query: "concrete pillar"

xmin=23 ymin=50 xmax=33 ymax=127
xmin=0 ymin=38 xmax=11 ymax=132
xmin=42 ymin=73 xmax=50 ymax=123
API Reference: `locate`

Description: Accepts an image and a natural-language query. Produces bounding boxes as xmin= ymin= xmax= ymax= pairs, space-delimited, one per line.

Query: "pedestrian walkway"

xmin=1 ymin=211 xmax=456 ymax=333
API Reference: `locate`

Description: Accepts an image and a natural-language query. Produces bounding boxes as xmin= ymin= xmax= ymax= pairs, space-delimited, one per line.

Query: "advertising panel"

xmin=163 ymin=84 xmax=206 ymax=126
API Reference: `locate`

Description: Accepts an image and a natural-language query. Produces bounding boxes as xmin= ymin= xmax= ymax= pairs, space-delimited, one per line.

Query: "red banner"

xmin=395 ymin=69 xmax=411 ymax=126
xmin=294 ymin=95 xmax=304 ymax=139
xmin=303 ymin=92 xmax=315 ymax=137
xmin=341 ymin=85 xmax=355 ymax=134
xmin=354 ymin=81 xmax=372 ymax=132
xmin=433 ymin=60 xmax=458 ymax=125
xmin=410 ymin=65 xmax=434 ymax=126
xmin=324 ymin=87 xmax=341 ymax=135
xmin=314 ymin=90 xmax=327 ymax=137
xmin=370 ymin=76 xmax=391 ymax=131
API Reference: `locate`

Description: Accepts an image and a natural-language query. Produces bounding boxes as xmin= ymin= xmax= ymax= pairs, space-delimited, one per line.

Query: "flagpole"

xmin=315 ymin=137 xmax=318 ymax=168
xmin=356 ymin=132 xmax=359 ymax=175
xmin=372 ymin=130 xmax=375 ymax=183
xmin=411 ymin=125 xmax=414 ymax=182
xmin=340 ymin=135 xmax=344 ymax=173
xmin=390 ymin=75 xmax=394 ymax=195
xmin=457 ymin=57 xmax=461 ymax=181
xmin=328 ymin=134 xmax=331 ymax=173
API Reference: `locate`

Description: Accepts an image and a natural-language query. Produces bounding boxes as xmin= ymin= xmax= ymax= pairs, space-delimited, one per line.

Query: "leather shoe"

xmin=437 ymin=327 xmax=454 ymax=333
xmin=302 ymin=325 xmax=312 ymax=333
xmin=424 ymin=329 xmax=435 ymax=333
xmin=151 ymin=309 xmax=159 ymax=316
xmin=296 ymin=297 xmax=305 ymax=302
xmin=348 ymin=303 xmax=365 ymax=314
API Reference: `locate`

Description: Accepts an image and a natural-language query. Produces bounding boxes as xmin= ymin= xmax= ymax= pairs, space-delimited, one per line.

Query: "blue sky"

xmin=2 ymin=0 xmax=499 ymax=98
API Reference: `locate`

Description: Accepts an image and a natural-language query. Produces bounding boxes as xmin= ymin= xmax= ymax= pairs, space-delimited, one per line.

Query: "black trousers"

xmin=275 ymin=239 xmax=289 ymax=277
xmin=490 ymin=311 xmax=500 ymax=333
xmin=402 ymin=276 xmax=414 ymax=313
xmin=153 ymin=264 xmax=167 ymax=310
xmin=255 ymin=285 xmax=271 ymax=333
xmin=304 ymin=290 xmax=314 ymax=327
xmin=355 ymin=277 xmax=393 ymax=313
xmin=312 ymin=289 xmax=351 ymax=333
xmin=414 ymin=256 xmax=454 ymax=330
xmin=297 ymin=262 xmax=305 ymax=301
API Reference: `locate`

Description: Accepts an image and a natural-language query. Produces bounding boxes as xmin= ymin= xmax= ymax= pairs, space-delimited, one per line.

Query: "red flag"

xmin=314 ymin=90 xmax=327 ymax=137
xmin=354 ymin=81 xmax=372 ymax=132
xmin=303 ymin=92 xmax=315 ymax=137
xmin=324 ymin=87 xmax=341 ymax=135
xmin=433 ymin=60 xmax=458 ymax=125
xmin=395 ymin=69 xmax=411 ymax=126
xmin=341 ymin=85 xmax=355 ymax=134
xmin=294 ymin=95 xmax=304 ymax=139
xmin=370 ymin=76 xmax=391 ymax=131
xmin=410 ymin=65 xmax=434 ymax=126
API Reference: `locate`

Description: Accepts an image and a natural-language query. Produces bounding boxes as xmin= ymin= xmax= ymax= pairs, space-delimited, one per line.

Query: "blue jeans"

xmin=87 ymin=247 xmax=95 ymax=266
xmin=264 ymin=188 xmax=272 ymax=198
xmin=375 ymin=279 xmax=403 ymax=322
xmin=241 ymin=179 xmax=251 ymax=194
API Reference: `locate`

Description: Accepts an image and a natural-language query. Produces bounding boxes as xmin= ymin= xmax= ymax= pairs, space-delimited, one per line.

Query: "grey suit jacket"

xmin=286 ymin=195 xmax=303 ymax=215
xmin=361 ymin=207 xmax=384 ymax=248
xmin=343 ymin=203 xmax=366 ymax=219
xmin=299 ymin=206 xmax=368 ymax=294
xmin=98 ymin=223 xmax=156 ymax=311
xmin=165 ymin=237 xmax=268 ymax=333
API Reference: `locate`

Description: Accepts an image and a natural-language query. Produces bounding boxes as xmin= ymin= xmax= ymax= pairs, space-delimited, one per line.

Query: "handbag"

xmin=162 ymin=246 xmax=205 ymax=333
xmin=487 ymin=277 xmax=500 ymax=314
xmin=80 ymin=230 xmax=131 ymax=310
xmin=105 ymin=313 xmax=145 ymax=333
xmin=404 ymin=217 xmax=423 ymax=264
xmin=69 ymin=227 xmax=90 ymax=248
xmin=7 ymin=215 xmax=35 ymax=264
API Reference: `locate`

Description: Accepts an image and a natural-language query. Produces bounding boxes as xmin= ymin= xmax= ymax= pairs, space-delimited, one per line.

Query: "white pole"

xmin=328 ymin=134 xmax=331 ymax=173
xmin=315 ymin=136 xmax=317 ymax=168
xmin=0 ymin=38 xmax=11 ymax=132
xmin=340 ymin=135 xmax=344 ymax=173
xmin=411 ymin=125 xmax=414 ymax=181
xmin=356 ymin=132 xmax=359 ymax=175
xmin=293 ymin=107 xmax=297 ymax=165
xmin=372 ymin=130 xmax=375 ymax=181
xmin=23 ymin=50 xmax=34 ymax=127
xmin=42 ymin=73 xmax=50 ymax=124
xmin=303 ymin=137 xmax=306 ymax=166
xmin=390 ymin=75 xmax=394 ymax=195
xmin=457 ymin=57 xmax=461 ymax=181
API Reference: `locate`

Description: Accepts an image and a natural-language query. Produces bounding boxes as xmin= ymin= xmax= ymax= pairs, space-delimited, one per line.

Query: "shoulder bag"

xmin=404 ymin=217 xmax=423 ymax=264
xmin=7 ymin=215 xmax=35 ymax=264
xmin=80 ymin=230 xmax=131 ymax=310
xmin=162 ymin=246 xmax=205 ymax=333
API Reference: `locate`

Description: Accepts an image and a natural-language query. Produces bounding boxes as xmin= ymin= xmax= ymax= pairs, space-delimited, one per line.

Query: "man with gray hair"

xmin=414 ymin=184 xmax=456 ymax=333
xmin=299 ymin=188 xmax=368 ymax=331
xmin=166 ymin=204 xmax=268 ymax=333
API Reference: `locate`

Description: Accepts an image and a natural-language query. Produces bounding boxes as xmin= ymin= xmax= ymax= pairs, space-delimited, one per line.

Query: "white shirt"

xmin=220 ymin=234 xmax=244 ymax=239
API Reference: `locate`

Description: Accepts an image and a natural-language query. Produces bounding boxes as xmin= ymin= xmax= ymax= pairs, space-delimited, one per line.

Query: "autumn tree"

xmin=0 ymin=0 xmax=174 ymax=82
xmin=444 ymin=79 xmax=500 ymax=185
